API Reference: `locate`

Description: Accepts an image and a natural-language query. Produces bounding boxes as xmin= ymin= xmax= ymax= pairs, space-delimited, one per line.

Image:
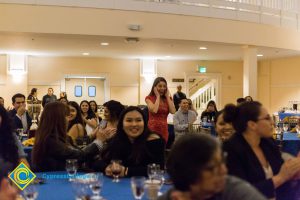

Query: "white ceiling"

xmin=0 ymin=32 xmax=299 ymax=60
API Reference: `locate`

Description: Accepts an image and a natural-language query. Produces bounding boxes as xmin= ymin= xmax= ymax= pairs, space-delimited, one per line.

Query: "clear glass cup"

xmin=283 ymin=124 xmax=289 ymax=132
xmin=16 ymin=128 xmax=24 ymax=141
xmin=72 ymin=178 xmax=91 ymax=200
xmin=89 ymin=173 xmax=104 ymax=200
xmin=66 ymin=159 xmax=78 ymax=181
xmin=111 ymin=160 xmax=122 ymax=183
xmin=22 ymin=184 xmax=38 ymax=200
xmin=131 ymin=177 xmax=145 ymax=200
xmin=147 ymin=163 xmax=159 ymax=180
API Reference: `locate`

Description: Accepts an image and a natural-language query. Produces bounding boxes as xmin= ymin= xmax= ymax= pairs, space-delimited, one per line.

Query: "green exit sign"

xmin=198 ymin=66 xmax=206 ymax=73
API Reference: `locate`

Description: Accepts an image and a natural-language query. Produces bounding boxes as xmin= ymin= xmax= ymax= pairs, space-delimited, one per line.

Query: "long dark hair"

xmin=32 ymin=102 xmax=70 ymax=168
xmin=206 ymin=100 xmax=218 ymax=112
xmin=0 ymin=105 xmax=19 ymax=167
xmin=68 ymin=101 xmax=84 ymax=131
xmin=148 ymin=77 xmax=167 ymax=98
xmin=80 ymin=100 xmax=96 ymax=120
xmin=102 ymin=106 xmax=153 ymax=164
xmin=223 ymin=101 xmax=262 ymax=134
xmin=89 ymin=100 xmax=98 ymax=113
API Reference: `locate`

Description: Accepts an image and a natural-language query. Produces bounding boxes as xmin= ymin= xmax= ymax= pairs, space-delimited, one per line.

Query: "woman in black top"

xmin=223 ymin=101 xmax=300 ymax=200
xmin=101 ymin=106 xmax=165 ymax=177
xmin=0 ymin=105 xmax=19 ymax=168
xmin=200 ymin=100 xmax=217 ymax=122
xmin=32 ymin=102 xmax=103 ymax=172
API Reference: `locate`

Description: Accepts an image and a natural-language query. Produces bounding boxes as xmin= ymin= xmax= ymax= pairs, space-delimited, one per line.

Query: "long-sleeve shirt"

xmin=173 ymin=109 xmax=197 ymax=135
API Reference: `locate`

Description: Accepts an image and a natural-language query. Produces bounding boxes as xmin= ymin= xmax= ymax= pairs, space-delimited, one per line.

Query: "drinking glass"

xmin=111 ymin=160 xmax=122 ymax=183
xmin=72 ymin=178 xmax=91 ymax=200
xmin=283 ymin=124 xmax=289 ymax=132
xmin=147 ymin=163 xmax=159 ymax=180
xmin=296 ymin=125 xmax=300 ymax=135
xmin=131 ymin=177 xmax=145 ymax=200
xmin=66 ymin=159 xmax=78 ymax=181
xmin=152 ymin=170 xmax=165 ymax=196
xmin=89 ymin=173 xmax=104 ymax=200
xmin=16 ymin=128 xmax=24 ymax=141
xmin=22 ymin=184 xmax=38 ymax=200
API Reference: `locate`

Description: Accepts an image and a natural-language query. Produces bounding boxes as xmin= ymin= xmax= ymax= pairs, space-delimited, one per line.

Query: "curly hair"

xmin=0 ymin=105 xmax=19 ymax=167
xmin=103 ymin=100 xmax=125 ymax=122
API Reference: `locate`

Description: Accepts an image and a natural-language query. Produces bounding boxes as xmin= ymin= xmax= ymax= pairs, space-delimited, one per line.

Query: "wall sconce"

xmin=7 ymin=54 xmax=27 ymax=83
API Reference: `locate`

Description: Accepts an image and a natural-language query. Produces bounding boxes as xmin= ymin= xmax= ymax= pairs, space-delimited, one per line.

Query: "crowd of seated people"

xmin=2 ymin=83 xmax=300 ymax=200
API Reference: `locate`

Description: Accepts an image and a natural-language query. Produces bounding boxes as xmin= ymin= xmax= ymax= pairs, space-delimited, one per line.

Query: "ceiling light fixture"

xmin=101 ymin=42 xmax=109 ymax=46
xmin=257 ymin=54 xmax=263 ymax=57
xmin=165 ymin=56 xmax=171 ymax=58
xmin=199 ymin=47 xmax=207 ymax=50
xmin=82 ymin=52 xmax=90 ymax=56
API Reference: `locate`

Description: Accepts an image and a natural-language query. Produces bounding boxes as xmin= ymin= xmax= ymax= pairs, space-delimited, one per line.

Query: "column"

xmin=243 ymin=46 xmax=257 ymax=99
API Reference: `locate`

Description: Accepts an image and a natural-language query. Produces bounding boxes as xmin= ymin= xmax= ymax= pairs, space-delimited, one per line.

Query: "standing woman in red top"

xmin=145 ymin=77 xmax=176 ymax=143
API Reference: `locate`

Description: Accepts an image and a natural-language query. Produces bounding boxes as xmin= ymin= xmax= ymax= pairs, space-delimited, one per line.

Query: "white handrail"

xmin=0 ymin=0 xmax=298 ymax=29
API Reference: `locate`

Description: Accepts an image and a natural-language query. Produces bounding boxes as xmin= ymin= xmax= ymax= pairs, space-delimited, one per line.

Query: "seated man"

xmin=8 ymin=93 xmax=32 ymax=132
xmin=0 ymin=159 xmax=18 ymax=200
xmin=173 ymin=98 xmax=197 ymax=141
xmin=159 ymin=134 xmax=266 ymax=200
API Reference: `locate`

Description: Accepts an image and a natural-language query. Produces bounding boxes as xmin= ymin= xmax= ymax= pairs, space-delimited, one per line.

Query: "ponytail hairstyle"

xmin=223 ymin=101 xmax=262 ymax=134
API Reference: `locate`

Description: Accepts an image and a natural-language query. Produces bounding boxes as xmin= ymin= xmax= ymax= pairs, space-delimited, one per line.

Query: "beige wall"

xmin=0 ymin=55 xmax=244 ymax=108
xmin=258 ymin=56 xmax=300 ymax=114
xmin=2 ymin=54 xmax=300 ymax=113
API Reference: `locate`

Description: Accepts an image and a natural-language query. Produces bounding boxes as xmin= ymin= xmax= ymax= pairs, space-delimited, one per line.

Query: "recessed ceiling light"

xmin=165 ymin=56 xmax=171 ymax=58
xmin=82 ymin=52 xmax=90 ymax=56
xmin=101 ymin=42 xmax=109 ymax=46
xmin=257 ymin=54 xmax=263 ymax=57
xmin=199 ymin=47 xmax=207 ymax=50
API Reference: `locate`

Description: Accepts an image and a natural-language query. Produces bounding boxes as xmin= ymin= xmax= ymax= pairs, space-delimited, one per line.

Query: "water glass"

xmin=131 ymin=177 xmax=145 ymax=200
xmin=111 ymin=160 xmax=122 ymax=183
xmin=89 ymin=173 xmax=104 ymax=200
xmin=145 ymin=179 xmax=161 ymax=200
xmin=66 ymin=159 xmax=78 ymax=181
xmin=147 ymin=164 xmax=159 ymax=180
xmin=72 ymin=178 xmax=91 ymax=200
xmin=22 ymin=184 xmax=38 ymax=200
xmin=283 ymin=124 xmax=289 ymax=132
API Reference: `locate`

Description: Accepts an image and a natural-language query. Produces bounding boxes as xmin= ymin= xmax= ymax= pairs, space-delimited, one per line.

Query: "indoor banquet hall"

xmin=1 ymin=0 xmax=300 ymax=200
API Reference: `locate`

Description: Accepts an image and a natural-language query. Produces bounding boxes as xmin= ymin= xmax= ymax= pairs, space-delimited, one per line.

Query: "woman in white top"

xmin=80 ymin=100 xmax=97 ymax=136
xmin=67 ymin=101 xmax=85 ymax=145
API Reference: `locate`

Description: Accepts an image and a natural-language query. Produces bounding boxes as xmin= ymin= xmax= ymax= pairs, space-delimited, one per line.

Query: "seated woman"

xmin=215 ymin=107 xmax=235 ymax=142
xmin=80 ymin=100 xmax=97 ymax=136
xmin=159 ymin=134 xmax=266 ymax=200
xmin=200 ymin=100 xmax=218 ymax=122
xmin=32 ymin=102 xmax=104 ymax=172
xmin=93 ymin=100 xmax=125 ymax=142
xmin=101 ymin=106 xmax=165 ymax=177
xmin=223 ymin=102 xmax=300 ymax=200
xmin=89 ymin=100 xmax=102 ymax=124
xmin=67 ymin=101 xmax=86 ymax=146
xmin=0 ymin=105 xmax=28 ymax=167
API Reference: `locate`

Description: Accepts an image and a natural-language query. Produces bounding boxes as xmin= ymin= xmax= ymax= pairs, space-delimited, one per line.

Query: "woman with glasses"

xmin=159 ymin=134 xmax=266 ymax=200
xmin=223 ymin=101 xmax=300 ymax=200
